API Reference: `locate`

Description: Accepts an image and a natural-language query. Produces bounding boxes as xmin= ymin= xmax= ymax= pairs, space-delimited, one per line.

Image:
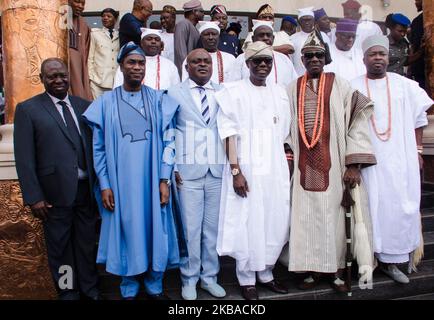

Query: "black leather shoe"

xmin=147 ymin=293 xmax=171 ymax=300
xmin=240 ymin=286 xmax=259 ymax=300
xmin=259 ymin=280 xmax=288 ymax=294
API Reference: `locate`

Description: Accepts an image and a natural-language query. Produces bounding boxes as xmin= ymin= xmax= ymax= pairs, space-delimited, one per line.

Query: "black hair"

xmin=101 ymin=8 xmax=119 ymax=19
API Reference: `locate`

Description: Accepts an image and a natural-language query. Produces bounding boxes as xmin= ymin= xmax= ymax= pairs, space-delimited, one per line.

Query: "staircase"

xmin=98 ymin=186 xmax=434 ymax=300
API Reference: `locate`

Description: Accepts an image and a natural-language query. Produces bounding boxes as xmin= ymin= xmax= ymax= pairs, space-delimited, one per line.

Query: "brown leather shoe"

xmin=240 ymin=286 xmax=259 ymax=300
xmin=259 ymin=280 xmax=288 ymax=294
xmin=297 ymin=273 xmax=321 ymax=290
xmin=330 ymin=278 xmax=350 ymax=294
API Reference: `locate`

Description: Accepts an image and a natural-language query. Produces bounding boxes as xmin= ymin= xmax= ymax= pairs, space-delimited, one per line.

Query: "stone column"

xmin=421 ymin=0 xmax=434 ymax=182
xmin=0 ymin=0 xmax=68 ymax=299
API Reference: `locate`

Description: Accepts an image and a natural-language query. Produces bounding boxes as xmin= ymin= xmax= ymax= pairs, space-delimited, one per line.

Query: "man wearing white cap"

xmin=351 ymin=35 xmax=433 ymax=284
xmin=174 ymin=0 xmax=204 ymax=76
xmin=242 ymin=4 xmax=294 ymax=56
xmin=290 ymin=7 xmax=331 ymax=76
xmin=231 ymin=20 xmax=297 ymax=88
xmin=113 ymin=28 xmax=180 ymax=90
xmin=181 ymin=21 xmax=235 ymax=84
xmin=286 ymin=32 xmax=375 ymax=293
xmin=216 ymin=41 xmax=291 ymax=300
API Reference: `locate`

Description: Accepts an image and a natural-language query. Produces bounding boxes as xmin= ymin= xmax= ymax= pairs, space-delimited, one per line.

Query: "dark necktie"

xmin=109 ymin=28 xmax=114 ymax=39
xmin=58 ymin=101 xmax=87 ymax=170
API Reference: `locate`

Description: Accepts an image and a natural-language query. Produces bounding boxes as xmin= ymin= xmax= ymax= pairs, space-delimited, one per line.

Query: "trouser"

xmin=376 ymin=252 xmax=410 ymax=264
xmin=43 ymin=179 xmax=98 ymax=300
xmin=236 ymin=261 xmax=275 ymax=286
xmin=178 ymin=171 xmax=222 ymax=287
xmin=120 ymin=271 xmax=164 ymax=298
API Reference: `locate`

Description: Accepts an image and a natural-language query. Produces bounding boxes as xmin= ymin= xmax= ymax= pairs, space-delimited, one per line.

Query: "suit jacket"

xmin=168 ymin=80 xmax=225 ymax=180
xmin=14 ymin=92 xmax=94 ymax=207
xmin=88 ymin=27 xmax=119 ymax=89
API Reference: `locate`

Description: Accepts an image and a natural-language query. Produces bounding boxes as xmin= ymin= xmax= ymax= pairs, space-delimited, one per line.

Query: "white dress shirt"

xmin=189 ymin=79 xmax=217 ymax=121
xmin=47 ymin=92 xmax=87 ymax=178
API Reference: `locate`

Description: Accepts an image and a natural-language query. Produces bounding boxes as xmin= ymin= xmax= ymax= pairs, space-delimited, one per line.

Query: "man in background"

xmin=88 ymin=8 xmax=120 ymax=99
xmin=119 ymin=0 xmax=153 ymax=47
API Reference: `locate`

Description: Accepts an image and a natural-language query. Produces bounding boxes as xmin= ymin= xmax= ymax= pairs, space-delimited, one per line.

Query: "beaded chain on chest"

xmin=365 ymin=75 xmax=392 ymax=142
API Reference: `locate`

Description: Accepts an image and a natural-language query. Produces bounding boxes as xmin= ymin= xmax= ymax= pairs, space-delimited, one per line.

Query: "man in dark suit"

xmin=14 ymin=58 xmax=99 ymax=300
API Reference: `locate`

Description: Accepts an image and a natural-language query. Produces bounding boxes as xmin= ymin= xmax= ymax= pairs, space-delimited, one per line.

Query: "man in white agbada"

xmin=242 ymin=4 xmax=294 ymax=56
xmin=286 ymin=31 xmax=376 ymax=293
xmin=331 ymin=0 xmax=383 ymax=52
xmin=181 ymin=21 xmax=235 ymax=84
xmin=325 ymin=19 xmax=365 ymax=81
xmin=113 ymin=28 xmax=180 ymax=89
xmin=290 ymin=7 xmax=331 ymax=76
xmin=351 ymin=35 xmax=433 ymax=284
xmin=231 ymin=20 xmax=297 ymax=88
xmin=216 ymin=41 xmax=291 ymax=300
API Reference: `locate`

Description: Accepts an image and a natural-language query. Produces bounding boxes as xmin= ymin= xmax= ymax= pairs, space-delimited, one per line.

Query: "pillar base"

xmin=0 ymin=124 xmax=56 ymax=299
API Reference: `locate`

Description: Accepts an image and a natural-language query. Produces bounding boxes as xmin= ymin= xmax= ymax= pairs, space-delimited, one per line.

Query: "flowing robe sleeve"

xmin=216 ymin=84 xmax=241 ymax=141
xmin=340 ymin=78 xmax=377 ymax=167
xmin=159 ymin=92 xmax=179 ymax=180
xmin=403 ymin=76 xmax=433 ymax=129
xmin=82 ymin=96 xmax=111 ymax=190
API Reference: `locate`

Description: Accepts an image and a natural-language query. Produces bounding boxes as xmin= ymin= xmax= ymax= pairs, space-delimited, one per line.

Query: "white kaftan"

xmin=215 ymin=78 xmax=291 ymax=272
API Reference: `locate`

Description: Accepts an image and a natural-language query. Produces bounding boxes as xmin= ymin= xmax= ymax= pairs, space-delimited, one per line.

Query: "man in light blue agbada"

xmin=83 ymin=42 xmax=184 ymax=300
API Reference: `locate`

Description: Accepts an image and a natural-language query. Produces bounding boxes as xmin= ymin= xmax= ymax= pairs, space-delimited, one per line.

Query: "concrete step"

xmin=395 ymin=292 xmax=434 ymax=300
xmin=423 ymin=231 xmax=434 ymax=261
xmin=97 ymin=257 xmax=434 ymax=300
xmin=421 ymin=192 xmax=434 ymax=209
xmin=422 ymin=209 xmax=434 ymax=232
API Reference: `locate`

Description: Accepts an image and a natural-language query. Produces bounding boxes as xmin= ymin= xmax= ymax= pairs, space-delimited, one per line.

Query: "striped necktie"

xmin=197 ymin=86 xmax=210 ymax=124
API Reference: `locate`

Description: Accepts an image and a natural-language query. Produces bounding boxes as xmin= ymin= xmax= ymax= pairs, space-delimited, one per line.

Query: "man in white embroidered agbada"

xmin=351 ymin=35 xmax=433 ymax=284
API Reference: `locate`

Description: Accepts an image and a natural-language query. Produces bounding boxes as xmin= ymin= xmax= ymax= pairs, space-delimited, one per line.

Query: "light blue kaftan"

xmin=83 ymin=86 xmax=183 ymax=278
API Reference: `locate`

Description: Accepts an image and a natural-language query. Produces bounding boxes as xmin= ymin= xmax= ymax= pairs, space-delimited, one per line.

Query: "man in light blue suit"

xmin=168 ymin=49 xmax=226 ymax=300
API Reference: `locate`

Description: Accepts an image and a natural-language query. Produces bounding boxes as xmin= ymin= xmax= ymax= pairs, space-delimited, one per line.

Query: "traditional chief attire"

xmin=331 ymin=1 xmax=383 ymax=52
xmin=324 ymin=19 xmax=365 ymax=81
xmin=160 ymin=5 xmax=176 ymax=63
xmin=69 ymin=15 xmax=93 ymax=100
xmin=216 ymin=42 xmax=291 ymax=285
xmin=181 ymin=21 xmax=236 ymax=84
xmin=113 ymin=29 xmax=180 ymax=90
xmin=351 ymin=36 xmax=433 ymax=265
xmin=210 ymin=5 xmax=241 ymax=57
xmin=287 ymin=32 xmax=376 ymax=273
xmin=88 ymin=27 xmax=120 ymax=99
xmin=242 ymin=5 xmax=294 ymax=53
xmin=290 ymin=7 xmax=331 ymax=76
xmin=83 ymin=43 xmax=184 ymax=298
xmin=174 ymin=0 xmax=203 ymax=76
xmin=314 ymin=8 xmax=334 ymax=40
xmin=231 ymin=21 xmax=297 ymax=88
xmin=160 ymin=30 xmax=175 ymax=62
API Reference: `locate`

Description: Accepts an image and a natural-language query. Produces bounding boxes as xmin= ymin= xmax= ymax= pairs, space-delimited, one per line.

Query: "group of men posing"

xmin=12 ymin=0 xmax=433 ymax=301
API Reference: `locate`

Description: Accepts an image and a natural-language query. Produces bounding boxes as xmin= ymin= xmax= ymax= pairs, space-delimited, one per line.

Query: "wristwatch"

xmin=231 ymin=168 xmax=240 ymax=176
xmin=160 ymin=179 xmax=172 ymax=187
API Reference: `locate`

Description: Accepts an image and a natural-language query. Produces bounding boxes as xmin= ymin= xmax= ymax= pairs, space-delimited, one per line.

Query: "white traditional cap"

xmin=362 ymin=35 xmax=389 ymax=54
xmin=140 ymin=28 xmax=162 ymax=40
xmin=297 ymin=6 xmax=315 ymax=19
xmin=245 ymin=41 xmax=273 ymax=61
xmin=252 ymin=19 xmax=274 ymax=33
xmin=196 ymin=21 xmax=221 ymax=34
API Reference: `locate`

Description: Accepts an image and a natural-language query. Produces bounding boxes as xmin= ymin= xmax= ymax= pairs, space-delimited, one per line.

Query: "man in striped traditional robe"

xmin=285 ymin=31 xmax=376 ymax=293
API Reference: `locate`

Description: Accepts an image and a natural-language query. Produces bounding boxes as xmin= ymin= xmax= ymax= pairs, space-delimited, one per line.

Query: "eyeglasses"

xmin=249 ymin=57 xmax=273 ymax=65
xmin=302 ymin=51 xmax=326 ymax=59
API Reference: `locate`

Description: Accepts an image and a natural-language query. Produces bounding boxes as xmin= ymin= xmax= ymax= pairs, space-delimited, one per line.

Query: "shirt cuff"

xmin=99 ymin=176 xmax=111 ymax=191
xmin=160 ymin=163 xmax=173 ymax=180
